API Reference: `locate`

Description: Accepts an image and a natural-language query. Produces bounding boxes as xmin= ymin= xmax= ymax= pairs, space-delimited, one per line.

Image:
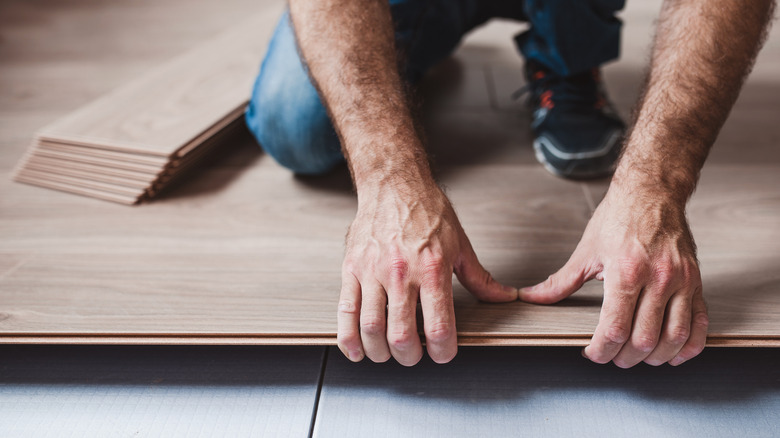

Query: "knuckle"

xmin=360 ymin=318 xmax=385 ymax=336
xmin=342 ymin=259 xmax=359 ymax=275
xmin=543 ymin=274 xmax=558 ymax=290
xmin=618 ymin=258 xmax=647 ymax=287
xmin=338 ymin=300 xmax=359 ymax=315
xmin=389 ymin=330 xmax=415 ymax=350
xmin=693 ymin=312 xmax=710 ymax=329
xmin=389 ymin=257 xmax=409 ymax=282
xmin=633 ymin=334 xmax=658 ymax=353
xmin=425 ymin=322 xmax=453 ymax=343
xmin=604 ymin=324 xmax=630 ymax=346
xmin=668 ymin=325 xmax=691 ymax=345
xmin=422 ymin=253 xmax=446 ymax=272
xmin=652 ymin=260 xmax=676 ymax=290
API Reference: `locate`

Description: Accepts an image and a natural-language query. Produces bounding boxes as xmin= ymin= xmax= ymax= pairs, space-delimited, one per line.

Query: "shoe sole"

xmin=533 ymin=130 xmax=622 ymax=180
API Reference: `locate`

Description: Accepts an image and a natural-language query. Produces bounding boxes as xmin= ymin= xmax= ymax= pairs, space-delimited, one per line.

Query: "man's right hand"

xmin=336 ymin=181 xmax=518 ymax=366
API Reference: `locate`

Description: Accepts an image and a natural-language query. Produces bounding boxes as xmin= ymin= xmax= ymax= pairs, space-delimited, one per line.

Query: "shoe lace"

xmin=512 ymin=68 xmax=606 ymax=110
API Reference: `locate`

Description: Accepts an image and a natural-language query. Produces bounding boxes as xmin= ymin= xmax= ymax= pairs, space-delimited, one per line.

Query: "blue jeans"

xmin=245 ymin=0 xmax=625 ymax=175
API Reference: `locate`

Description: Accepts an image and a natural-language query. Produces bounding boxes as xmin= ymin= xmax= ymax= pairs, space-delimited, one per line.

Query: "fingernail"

xmin=581 ymin=348 xmax=589 ymax=360
xmin=503 ymin=285 xmax=519 ymax=296
xmin=669 ymin=356 xmax=684 ymax=366
xmin=349 ymin=350 xmax=363 ymax=362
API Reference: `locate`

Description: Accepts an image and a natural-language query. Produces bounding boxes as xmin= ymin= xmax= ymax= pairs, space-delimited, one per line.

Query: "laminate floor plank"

xmin=35 ymin=5 xmax=283 ymax=156
xmin=23 ymin=155 xmax=160 ymax=183
xmin=37 ymin=141 xmax=172 ymax=166
xmin=312 ymin=347 xmax=780 ymax=438
xmin=26 ymin=148 xmax=165 ymax=174
xmin=21 ymin=161 xmax=152 ymax=190
xmin=13 ymin=174 xmax=141 ymax=205
xmin=3 ymin=160 xmax=778 ymax=344
xmin=16 ymin=168 xmax=147 ymax=198
xmin=2 ymin=0 xmax=780 ymax=346
xmin=0 ymin=345 xmax=324 ymax=437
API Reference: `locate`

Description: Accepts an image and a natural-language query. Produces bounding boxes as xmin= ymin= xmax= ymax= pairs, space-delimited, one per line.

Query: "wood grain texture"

xmin=19 ymin=147 xmax=165 ymax=174
xmin=24 ymin=155 xmax=160 ymax=183
xmin=37 ymin=141 xmax=171 ymax=166
xmin=35 ymin=8 xmax=282 ymax=156
xmin=21 ymin=161 xmax=152 ymax=189
xmin=12 ymin=174 xmax=141 ymax=204
xmin=2 ymin=160 xmax=779 ymax=344
xmin=11 ymin=4 xmax=280 ymax=204
xmin=1 ymin=0 xmax=779 ymax=346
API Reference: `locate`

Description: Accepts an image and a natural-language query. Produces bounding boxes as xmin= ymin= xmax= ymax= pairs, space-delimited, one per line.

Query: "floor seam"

xmin=307 ymin=346 xmax=329 ymax=438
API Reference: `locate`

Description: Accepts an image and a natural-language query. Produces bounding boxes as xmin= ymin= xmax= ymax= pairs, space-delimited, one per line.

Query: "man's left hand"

xmin=519 ymin=184 xmax=709 ymax=368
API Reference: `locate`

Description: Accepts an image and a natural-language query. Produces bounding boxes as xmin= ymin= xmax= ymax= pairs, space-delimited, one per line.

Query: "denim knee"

xmin=245 ymin=11 xmax=344 ymax=175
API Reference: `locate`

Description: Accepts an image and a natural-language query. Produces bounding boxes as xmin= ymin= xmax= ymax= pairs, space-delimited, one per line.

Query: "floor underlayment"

xmin=1 ymin=0 xmax=779 ymax=347
xmin=2 ymin=345 xmax=779 ymax=437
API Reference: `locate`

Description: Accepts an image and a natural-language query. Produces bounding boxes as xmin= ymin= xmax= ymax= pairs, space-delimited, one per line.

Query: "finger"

xmin=337 ymin=271 xmax=364 ymax=362
xmin=612 ymin=283 xmax=670 ymax=368
xmin=519 ymin=250 xmax=592 ymax=305
xmin=455 ymin=239 xmax=517 ymax=303
xmin=386 ymin=282 xmax=423 ymax=366
xmin=643 ymin=291 xmax=692 ymax=366
xmin=670 ymin=289 xmax=708 ymax=366
xmin=583 ymin=265 xmax=643 ymax=364
xmin=359 ymin=280 xmax=391 ymax=363
xmin=419 ymin=262 xmax=458 ymax=364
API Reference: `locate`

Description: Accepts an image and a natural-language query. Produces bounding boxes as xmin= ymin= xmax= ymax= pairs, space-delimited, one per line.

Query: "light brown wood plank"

xmin=26 ymin=148 xmax=164 ymax=174
xmin=37 ymin=141 xmax=170 ymax=166
xmin=23 ymin=161 xmax=151 ymax=189
xmin=13 ymin=174 xmax=140 ymax=205
xmin=3 ymin=161 xmax=778 ymax=344
xmin=16 ymin=168 xmax=146 ymax=197
xmin=35 ymin=6 xmax=283 ymax=156
xmin=24 ymin=155 xmax=158 ymax=183
xmin=2 ymin=0 xmax=779 ymax=347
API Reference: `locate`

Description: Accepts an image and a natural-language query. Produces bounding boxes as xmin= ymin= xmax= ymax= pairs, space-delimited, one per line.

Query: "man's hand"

xmin=519 ymin=184 xmax=708 ymax=367
xmin=337 ymin=182 xmax=517 ymax=366
xmin=518 ymin=0 xmax=775 ymax=368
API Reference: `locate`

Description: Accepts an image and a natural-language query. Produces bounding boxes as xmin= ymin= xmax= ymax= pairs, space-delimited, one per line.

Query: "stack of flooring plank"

xmin=12 ymin=7 xmax=281 ymax=205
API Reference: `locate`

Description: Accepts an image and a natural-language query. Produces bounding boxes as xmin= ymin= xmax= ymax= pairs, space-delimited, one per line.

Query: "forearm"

xmin=613 ymin=0 xmax=775 ymax=204
xmin=288 ymin=0 xmax=434 ymax=198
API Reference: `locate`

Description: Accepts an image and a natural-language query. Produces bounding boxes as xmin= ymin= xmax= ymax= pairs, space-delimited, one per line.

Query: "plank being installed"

xmin=1 ymin=161 xmax=779 ymax=346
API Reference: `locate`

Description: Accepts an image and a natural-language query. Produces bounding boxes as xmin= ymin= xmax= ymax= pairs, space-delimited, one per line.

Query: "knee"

xmin=245 ymin=83 xmax=343 ymax=175
xmin=244 ymin=12 xmax=344 ymax=175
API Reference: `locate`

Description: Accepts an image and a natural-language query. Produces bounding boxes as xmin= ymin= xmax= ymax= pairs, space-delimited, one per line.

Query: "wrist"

xmin=348 ymin=138 xmax=436 ymax=201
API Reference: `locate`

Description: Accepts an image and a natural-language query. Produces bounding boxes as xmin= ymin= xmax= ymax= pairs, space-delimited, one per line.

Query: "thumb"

xmin=519 ymin=253 xmax=592 ymax=304
xmin=455 ymin=241 xmax=518 ymax=303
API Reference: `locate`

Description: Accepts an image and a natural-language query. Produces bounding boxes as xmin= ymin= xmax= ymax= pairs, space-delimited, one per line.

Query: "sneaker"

xmin=516 ymin=61 xmax=626 ymax=179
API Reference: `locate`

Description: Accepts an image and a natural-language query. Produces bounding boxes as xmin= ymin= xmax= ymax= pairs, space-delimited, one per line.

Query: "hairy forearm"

xmin=613 ymin=0 xmax=775 ymax=203
xmin=288 ymin=0 xmax=434 ymax=197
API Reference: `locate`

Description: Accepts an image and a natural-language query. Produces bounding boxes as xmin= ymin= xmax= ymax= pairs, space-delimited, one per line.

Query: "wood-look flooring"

xmin=11 ymin=5 xmax=282 ymax=204
xmin=1 ymin=0 xmax=779 ymax=346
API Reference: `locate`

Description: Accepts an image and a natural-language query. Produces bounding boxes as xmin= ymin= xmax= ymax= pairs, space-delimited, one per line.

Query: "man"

xmin=245 ymin=0 xmax=775 ymax=367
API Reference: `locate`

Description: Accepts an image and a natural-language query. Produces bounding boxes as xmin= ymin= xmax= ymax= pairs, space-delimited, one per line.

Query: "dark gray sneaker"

xmin=519 ymin=61 xmax=626 ymax=179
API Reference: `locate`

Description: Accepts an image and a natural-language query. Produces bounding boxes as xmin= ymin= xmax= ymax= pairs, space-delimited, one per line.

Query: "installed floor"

xmin=2 ymin=1 xmax=780 ymax=345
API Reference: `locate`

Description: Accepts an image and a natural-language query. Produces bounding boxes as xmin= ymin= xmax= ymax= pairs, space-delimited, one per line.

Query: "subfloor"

xmin=1 ymin=0 xmax=780 ymax=435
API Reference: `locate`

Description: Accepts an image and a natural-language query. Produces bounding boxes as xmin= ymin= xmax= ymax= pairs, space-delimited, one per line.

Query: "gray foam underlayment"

xmin=1 ymin=346 xmax=778 ymax=438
